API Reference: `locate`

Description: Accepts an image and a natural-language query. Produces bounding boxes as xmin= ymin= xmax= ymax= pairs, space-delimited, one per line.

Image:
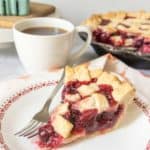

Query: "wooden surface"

xmin=0 ymin=2 xmax=56 ymax=28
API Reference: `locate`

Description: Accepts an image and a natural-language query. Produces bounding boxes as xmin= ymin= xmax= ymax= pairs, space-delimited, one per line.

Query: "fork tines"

xmin=15 ymin=120 xmax=42 ymax=138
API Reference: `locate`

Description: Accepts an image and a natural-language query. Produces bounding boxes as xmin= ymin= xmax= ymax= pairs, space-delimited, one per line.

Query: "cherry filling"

xmin=62 ymin=82 xmax=122 ymax=134
xmin=93 ymin=28 xmax=150 ymax=54
xmin=96 ymin=105 xmax=123 ymax=130
xmin=38 ymin=124 xmax=63 ymax=149
xmin=62 ymin=78 xmax=97 ymax=100
xmin=83 ymin=105 xmax=123 ymax=132
xmin=71 ymin=109 xmax=98 ymax=133
xmin=93 ymin=29 xmax=111 ymax=43
xmin=38 ymin=79 xmax=124 ymax=149
xmin=133 ymin=37 xmax=144 ymax=48
xmin=38 ymin=105 xmax=123 ymax=148
xmin=62 ymin=78 xmax=117 ymax=107
xmin=99 ymin=84 xmax=117 ymax=106
xmin=65 ymin=105 xmax=123 ymax=134
xmin=140 ymin=44 xmax=150 ymax=53
xmin=38 ymin=98 xmax=123 ymax=149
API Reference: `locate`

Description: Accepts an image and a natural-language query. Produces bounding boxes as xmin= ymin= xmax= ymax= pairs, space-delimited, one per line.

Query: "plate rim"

xmin=0 ymin=79 xmax=149 ymax=150
xmin=0 ymin=80 xmax=58 ymax=150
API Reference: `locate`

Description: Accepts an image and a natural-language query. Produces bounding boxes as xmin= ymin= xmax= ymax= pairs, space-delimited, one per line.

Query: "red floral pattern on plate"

xmin=147 ymin=140 xmax=150 ymax=150
xmin=0 ymin=81 xmax=149 ymax=150
xmin=133 ymin=99 xmax=150 ymax=150
xmin=0 ymin=80 xmax=57 ymax=150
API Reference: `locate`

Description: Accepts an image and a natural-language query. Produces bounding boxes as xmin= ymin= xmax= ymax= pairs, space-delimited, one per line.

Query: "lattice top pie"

xmin=82 ymin=11 xmax=150 ymax=54
xmin=37 ymin=65 xmax=135 ymax=149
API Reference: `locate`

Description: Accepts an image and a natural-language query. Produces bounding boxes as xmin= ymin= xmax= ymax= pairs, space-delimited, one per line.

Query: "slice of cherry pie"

xmin=82 ymin=11 xmax=150 ymax=54
xmin=37 ymin=65 xmax=135 ymax=149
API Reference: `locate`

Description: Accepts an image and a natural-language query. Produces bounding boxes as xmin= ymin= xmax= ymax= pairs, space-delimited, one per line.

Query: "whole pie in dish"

xmin=82 ymin=11 xmax=150 ymax=54
xmin=36 ymin=65 xmax=135 ymax=149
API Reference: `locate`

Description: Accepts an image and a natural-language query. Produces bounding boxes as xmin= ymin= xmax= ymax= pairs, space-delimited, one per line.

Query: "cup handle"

xmin=69 ymin=25 xmax=92 ymax=63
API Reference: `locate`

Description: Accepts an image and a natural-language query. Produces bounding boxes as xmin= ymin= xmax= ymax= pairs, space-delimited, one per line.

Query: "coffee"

xmin=22 ymin=27 xmax=67 ymax=35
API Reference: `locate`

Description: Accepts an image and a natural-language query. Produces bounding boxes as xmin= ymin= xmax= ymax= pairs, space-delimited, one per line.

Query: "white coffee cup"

xmin=13 ymin=17 xmax=92 ymax=73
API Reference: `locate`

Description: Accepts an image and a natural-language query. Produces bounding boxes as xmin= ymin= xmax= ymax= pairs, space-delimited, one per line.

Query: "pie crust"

xmin=82 ymin=11 xmax=150 ymax=54
xmin=37 ymin=65 xmax=135 ymax=149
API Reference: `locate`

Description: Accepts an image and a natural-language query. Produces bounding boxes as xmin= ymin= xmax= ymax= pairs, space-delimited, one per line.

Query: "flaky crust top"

xmin=64 ymin=65 xmax=135 ymax=104
xmin=82 ymin=11 xmax=150 ymax=37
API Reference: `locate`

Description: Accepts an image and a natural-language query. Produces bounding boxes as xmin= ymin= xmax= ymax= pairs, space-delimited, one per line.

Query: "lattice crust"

xmin=82 ymin=11 xmax=150 ymax=37
xmin=52 ymin=115 xmax=73 ymax=138
xmin=64 ymin=65 xmax=135 ymax=104
xmin=72 ymin=93 xmax=109 ymax=113
xmin=38 ymin=65 xmax=136 ymax=149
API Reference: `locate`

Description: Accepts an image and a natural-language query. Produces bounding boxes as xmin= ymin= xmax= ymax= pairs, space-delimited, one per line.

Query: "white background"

xmin=34 ymin=0 xmax=150 ymax=24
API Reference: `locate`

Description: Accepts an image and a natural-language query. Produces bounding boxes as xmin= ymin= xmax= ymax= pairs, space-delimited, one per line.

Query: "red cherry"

xmin=93 ymin=29 xmax=110 ymax=43
xmin=144 ymin=38 xmax=150 ymax=44
xmin=74 ymin=109 xmax=98 ymax=131
xmin=47 ymin=133 xmax=63 ymax=148
xmin=99 ymin=84 xmax=117 ymax=106
xmin=140 ymin=44 xmax=150 ymax=53
xmin=38 ymin=124 xmax=63 ymax=148
xmin=96 ymin=105 xmax=123 ymax=129
xmin=133 ymin=37 xmax=144 ymax=48
xmin=38 ymin=124 xmax=53 ymax=143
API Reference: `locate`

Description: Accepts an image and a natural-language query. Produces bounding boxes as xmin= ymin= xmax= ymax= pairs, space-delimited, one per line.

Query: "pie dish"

xmin=82 ymin=11 xmax=150 ymax=55
xmin=36 ymin=65 xmax=135 ymax=149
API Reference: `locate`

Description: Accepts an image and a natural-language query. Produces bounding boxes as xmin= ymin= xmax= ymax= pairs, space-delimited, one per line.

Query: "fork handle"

xmin=41 ymin=69 xmax=65 ymax=112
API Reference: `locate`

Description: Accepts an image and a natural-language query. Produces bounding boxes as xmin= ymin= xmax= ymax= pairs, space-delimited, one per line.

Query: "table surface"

xmin=0 ymin=39 xmax=149 ymax=82
xmin=0 ymin=39 xmax=99 ymax=81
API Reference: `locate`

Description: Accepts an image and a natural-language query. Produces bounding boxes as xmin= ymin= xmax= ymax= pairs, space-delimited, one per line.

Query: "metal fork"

xmin=15 ymin=69 xmax=65 ymax=138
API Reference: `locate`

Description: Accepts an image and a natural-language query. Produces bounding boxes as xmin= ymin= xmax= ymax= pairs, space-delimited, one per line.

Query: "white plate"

xmin=0 ymin=71 xmax=150 ymax=150
xmin=0 ymin=10 xmax=60 ymax=49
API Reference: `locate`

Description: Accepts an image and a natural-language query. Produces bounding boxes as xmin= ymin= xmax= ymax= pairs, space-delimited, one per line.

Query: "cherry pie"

xmin=37 ymin=65 xmax=135 ymax=149
xmin=83 ymin=11 xmax=150 ymax=54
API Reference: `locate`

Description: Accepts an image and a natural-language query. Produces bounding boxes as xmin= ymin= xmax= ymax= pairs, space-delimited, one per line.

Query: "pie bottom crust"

xmin=38 ymin=105 xmax=126 ymax=150
xmin=36 ymin=65 xmax=135 ymax=150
